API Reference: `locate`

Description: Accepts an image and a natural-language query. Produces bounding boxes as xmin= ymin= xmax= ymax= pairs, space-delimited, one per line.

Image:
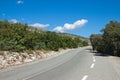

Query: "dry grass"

xmin=35 ymin=50 xmax=50 ymax=54
xmin=25 ymin=50 xmax=33 ymax=54
xmin=0 ymin=51 xmax=4 ymax=55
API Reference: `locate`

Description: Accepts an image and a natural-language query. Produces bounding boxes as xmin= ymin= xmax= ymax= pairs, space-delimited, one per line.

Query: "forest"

xmin=0 ymin=20 xmax=88 ymax=52
xmin=90 ymin=21 xmax=120 ymax=56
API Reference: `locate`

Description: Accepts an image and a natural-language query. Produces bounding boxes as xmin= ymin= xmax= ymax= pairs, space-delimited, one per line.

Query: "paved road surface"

xmin=0 ymin=46 xmax=119 ymax=80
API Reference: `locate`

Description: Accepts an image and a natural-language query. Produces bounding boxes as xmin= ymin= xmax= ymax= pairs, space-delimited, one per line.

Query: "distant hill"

xmin=58 ymin=33 xmax=88 ymax=41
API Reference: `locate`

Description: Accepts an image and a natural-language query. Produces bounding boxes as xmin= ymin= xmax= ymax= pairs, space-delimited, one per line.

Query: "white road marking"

xmin=93 ymin=56 xmax=96 ymax=62
xmin=81 ymin=75 xmax=88 ymax=80
xmin=90 ymin=63 xmax=95 ymax=69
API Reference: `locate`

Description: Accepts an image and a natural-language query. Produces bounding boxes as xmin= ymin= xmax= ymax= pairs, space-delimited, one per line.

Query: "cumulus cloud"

xmin=30 ymin=23 xmax=50 ymax=29
xmin=10 ymin=19 xmax=18 ymax=23
xmin=17 ymin=0 xmax=24 ymax=4
xmin=53 ymin=26 xmax=65 ymax=33
xmin=53 ymin=19 xmax=88 ymax=33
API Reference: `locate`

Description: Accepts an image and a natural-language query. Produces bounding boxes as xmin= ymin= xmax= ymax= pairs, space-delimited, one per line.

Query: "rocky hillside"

xmin=0 ymin=49 xmax=71 ymax=69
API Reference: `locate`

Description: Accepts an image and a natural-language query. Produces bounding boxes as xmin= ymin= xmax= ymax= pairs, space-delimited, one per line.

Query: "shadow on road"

xmin=85 ymin=48 xmax=92 ymax=51
xmin=94 ymin=53 xmax=110 ymax=57
xmin=84 ymin=48 xmax=111 ymax=57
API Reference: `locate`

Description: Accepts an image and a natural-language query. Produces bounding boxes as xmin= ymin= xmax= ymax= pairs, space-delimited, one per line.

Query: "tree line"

xmin=90 ymin=21 xmax=120 ymax=56
xmin=0 ymin=20 xmax=88 ymax=52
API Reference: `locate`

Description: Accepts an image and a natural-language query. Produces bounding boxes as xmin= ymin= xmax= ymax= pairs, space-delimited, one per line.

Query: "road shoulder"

xmin=108 ymin=56 xmax=120 ymax=78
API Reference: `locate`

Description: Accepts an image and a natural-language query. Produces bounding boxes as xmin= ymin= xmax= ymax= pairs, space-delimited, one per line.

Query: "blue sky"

xmin=0 ymin=0 xmax=120 ymax=38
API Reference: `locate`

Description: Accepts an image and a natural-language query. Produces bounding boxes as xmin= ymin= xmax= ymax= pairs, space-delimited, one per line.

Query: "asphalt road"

xmin=0 ymin=46 xmax=119 ymax=80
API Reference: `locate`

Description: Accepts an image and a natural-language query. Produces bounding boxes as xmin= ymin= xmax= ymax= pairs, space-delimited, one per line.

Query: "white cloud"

xmin=53 ymin=26 xmax=65 ymax=33
xmin=30 ymin=23 xmax=50 ymax=29
xmin=10 ymin=19 xmax=18 ymax=23
xmin=17 ymin=0 xmax=24 ymax=4
xmin=53 ymin=19 xmax=88 ymax=33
